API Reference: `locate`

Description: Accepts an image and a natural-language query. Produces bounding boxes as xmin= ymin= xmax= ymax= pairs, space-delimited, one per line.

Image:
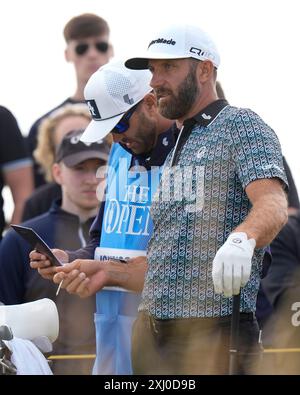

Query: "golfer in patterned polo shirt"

xmin=124 ymin=23 xmax=288 ymax=374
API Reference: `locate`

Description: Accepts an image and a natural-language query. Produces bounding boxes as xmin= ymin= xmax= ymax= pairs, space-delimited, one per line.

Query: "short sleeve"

xmin=228 ymin=108 xmax=288 ymax=190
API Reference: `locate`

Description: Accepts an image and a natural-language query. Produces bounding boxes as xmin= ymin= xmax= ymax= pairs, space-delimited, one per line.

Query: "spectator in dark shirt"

xmin=0 ymin=106 xmax=33 ymax=240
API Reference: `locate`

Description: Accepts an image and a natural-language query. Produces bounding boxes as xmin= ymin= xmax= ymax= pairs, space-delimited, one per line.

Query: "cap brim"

xmin=125 ymin=52 xmax=188 ymax=70
xmin=63 ymin=150 xmax=109 ymax=167
xmin=80 ymin=114 xmax=124 ymax=143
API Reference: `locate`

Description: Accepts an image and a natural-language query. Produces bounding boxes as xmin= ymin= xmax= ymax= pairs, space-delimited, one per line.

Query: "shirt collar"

xmin=192 ymin=99 xmax=229 ymax=127
xmin=142 ymin=124 xmax=179 ymax=168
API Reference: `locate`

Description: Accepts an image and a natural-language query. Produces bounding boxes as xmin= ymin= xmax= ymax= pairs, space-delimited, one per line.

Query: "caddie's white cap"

xmin=125 ymin=24 xmax=220 ymax=70
xmin=81 ymin=59 xmax=152 ymax=143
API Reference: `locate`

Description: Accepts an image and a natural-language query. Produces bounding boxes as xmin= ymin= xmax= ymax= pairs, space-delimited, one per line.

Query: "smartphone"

xmin=11 ymin=224 xmax=62 ymax=266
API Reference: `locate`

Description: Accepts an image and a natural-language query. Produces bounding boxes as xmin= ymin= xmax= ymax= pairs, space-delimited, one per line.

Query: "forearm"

xmin=105 ymin=257 xmax=147 ymax=292
xmin=235 ymin=190 xmax=288 ymax=248
xmin=54 ymin=256 xmax=147 ymax=297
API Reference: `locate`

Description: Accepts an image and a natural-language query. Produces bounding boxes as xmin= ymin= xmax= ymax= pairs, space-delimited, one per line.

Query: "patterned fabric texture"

xmin=141 ymin=106 xmax=288 ymax=319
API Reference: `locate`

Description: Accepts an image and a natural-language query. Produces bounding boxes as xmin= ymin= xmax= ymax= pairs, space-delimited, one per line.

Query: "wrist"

xmin=228 ymin=232 xmax=256 ymax=249
xmin=105 ymin=261 xmax=130 ymax=287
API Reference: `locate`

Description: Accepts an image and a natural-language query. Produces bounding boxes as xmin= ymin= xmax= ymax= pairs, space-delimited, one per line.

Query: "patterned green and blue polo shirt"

xmin=141 ymin=100 xmax=288 ymax=319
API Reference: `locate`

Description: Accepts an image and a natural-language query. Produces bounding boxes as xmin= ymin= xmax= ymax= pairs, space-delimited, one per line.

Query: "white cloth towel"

xmin=4 ymin=337 xmax=53 ymax=375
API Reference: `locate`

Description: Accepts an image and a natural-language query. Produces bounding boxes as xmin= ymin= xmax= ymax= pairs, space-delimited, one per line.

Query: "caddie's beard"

xmin=157 ymin=66 xmax=199 ymax=120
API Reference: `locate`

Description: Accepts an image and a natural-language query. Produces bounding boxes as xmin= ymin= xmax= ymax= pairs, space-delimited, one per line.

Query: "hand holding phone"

xmin=11 ymin=224 xmax=62 ymax=266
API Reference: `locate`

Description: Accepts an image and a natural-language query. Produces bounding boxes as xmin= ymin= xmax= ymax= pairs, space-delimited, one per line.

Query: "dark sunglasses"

xmin=112 ymin=103 xmax=140 ymax=134
xmin=75 ymin=41 xmax=109 ymax=56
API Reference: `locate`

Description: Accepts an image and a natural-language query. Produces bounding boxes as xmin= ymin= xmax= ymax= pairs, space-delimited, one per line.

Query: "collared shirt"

xmin=141 ymin=100 xmax=288 ymax=319
xmin=170 ymin=99 xmax=229 ymax=166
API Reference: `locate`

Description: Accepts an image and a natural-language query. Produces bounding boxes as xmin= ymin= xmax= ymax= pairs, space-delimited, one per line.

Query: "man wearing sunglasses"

xmin=29 ymin=60 xmax=176 ymax=375
xmin=27 ymin=13 xmax=113 ymax=188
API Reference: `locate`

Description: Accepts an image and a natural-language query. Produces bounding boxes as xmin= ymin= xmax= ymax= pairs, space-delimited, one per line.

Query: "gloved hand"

xmin=212 ymin=232 xmax=256 ymax=297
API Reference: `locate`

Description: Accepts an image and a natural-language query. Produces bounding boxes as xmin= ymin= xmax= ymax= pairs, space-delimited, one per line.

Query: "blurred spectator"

xmin=27 ymin=13 xmax=113 ymax=187
xmin=0 ymin=130 xmax=110 ymax=374
xmin=282 ymin=159 xmax=300 ymax=215
xmin=0 ymin=106 xmax=33 ymax=241
xmin=259 ymin=213 xmax=300 ymax=374
xmin=22 ymin=104 xmax=93 ymax=221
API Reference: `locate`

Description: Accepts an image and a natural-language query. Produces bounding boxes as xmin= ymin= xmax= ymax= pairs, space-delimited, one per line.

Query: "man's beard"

xmin=135 ymin=118 xmax=157 ymax=155
xmin=156 ymin=65 xmax=199 ymax=120
xmin=121 ymin=114 xmax=157 ymax=155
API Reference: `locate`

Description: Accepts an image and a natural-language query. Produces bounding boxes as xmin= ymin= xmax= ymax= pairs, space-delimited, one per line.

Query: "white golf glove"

xmin=212 ymin=232 xmax=256 ymax=298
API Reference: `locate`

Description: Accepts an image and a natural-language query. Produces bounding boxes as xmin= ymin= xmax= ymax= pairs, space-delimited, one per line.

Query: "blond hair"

xmin=34 ymin=104 xmax=92 ymax=182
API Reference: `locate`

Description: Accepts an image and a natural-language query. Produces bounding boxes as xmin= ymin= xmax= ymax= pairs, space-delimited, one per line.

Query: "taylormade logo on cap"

xmin=125 ymin=24 xmax=220 ymax=70
xmin=148 ymin=38 xmax=176 ymax=47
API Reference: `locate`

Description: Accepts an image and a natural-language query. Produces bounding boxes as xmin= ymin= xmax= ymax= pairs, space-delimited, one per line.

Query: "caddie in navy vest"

xmin=30 ymin=59 xmax=176 ymax=374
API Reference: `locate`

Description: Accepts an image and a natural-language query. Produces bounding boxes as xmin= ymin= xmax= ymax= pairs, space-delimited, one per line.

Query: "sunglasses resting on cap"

xmin=75 ymin=41 xmax=109 ymax=56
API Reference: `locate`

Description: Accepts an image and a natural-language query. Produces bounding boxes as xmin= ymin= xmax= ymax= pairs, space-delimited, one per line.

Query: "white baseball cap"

xmin=81 ymin=59 xmax=152 ymax=143
xmin=125 ymin=24 xmax=220 ymax=70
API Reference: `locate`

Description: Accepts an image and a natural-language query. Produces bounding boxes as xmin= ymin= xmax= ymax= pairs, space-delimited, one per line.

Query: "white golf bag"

xmin=0 ymin=298 xmax=59 ymax=374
